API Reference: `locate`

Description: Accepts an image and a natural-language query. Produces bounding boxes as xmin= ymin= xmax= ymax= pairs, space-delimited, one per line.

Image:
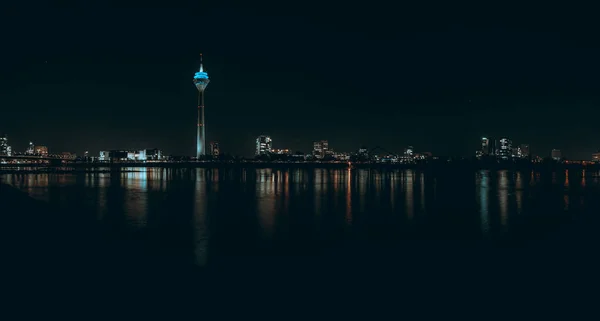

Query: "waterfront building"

xmin=498 ymin=138 xmax=512 ymax=160
xmin=26 ymin=142 xmax=34 ymax=155
xmin=481 ymin=137 xmax=490 ymax=155
xmin=313 ymin=140 xmax=329 ymax=159
xmin=256 ymin=135 xmax=272 ymax=155
xmin=34 ymin=146 xmax=48 ymax=156
xmin=592 ymin=151 xmax=600 ymax=162
xmin=209 ymin=142 xmax=220 ymax=157
xmin=551 ymin=149 xmax=562 ymax=161
xmin=518 ymin=144 xmax=530 ymax=158
xmin=0 ymin=134 xmax=8 ymax=156
xmin=272 ymin=148 xmax=292 ymax=155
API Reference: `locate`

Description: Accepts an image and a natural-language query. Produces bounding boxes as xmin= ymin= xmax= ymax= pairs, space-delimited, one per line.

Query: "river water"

xmin=3 ymin=167 xmax=599 ymax=270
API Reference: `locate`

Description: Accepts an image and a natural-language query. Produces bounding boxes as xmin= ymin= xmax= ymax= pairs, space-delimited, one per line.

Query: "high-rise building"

xmin=313 ymin=140 xmax=329 ymax=159
xmin=498 ymin=138 xmax=512 ymax=160
xmin=209 ymin=142 xmax=220 ymax=157
xmin=551 ymin=149 xmax=562 ymax=161
xmin=481 ymin=137 xmax=490 ymax=155
xmin=193 ymin=53 xmax=210 ymax=158
xmin=145 ymin=149 xmax=163 ymax=161
xmin=26 ymin=142 xmax=34 ymax=155
xmin=519 ymin=144 xmax=530 ymax=158
xmin=0 ymin=134 xmax=8 ymax=156
xmin=404 ymin=146 xmax=414 ymax=157
xmin=35 ymin=146 xmax=48 ymax=156
xmin=256 ymin=135 xmax=272 ymax=155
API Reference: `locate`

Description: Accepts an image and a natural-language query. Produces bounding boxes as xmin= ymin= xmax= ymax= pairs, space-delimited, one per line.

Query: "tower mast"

xmin=193 ymin=53 xmax=210 ymax=159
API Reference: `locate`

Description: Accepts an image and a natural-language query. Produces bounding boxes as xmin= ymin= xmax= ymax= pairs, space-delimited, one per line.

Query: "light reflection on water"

xmin=2 ymin=167 xmax=596 ymax=267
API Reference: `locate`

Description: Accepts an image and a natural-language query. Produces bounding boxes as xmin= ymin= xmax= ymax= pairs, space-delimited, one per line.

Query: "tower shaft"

xmin=197 ymin=90 xmax=205 ymax=158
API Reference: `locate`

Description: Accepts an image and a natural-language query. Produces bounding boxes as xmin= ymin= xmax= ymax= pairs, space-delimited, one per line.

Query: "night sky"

xmin=2 ymin=2 xmax=600 ymax=159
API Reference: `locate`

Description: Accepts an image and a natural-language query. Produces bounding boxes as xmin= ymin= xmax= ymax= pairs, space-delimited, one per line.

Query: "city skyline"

xmin=1 ymin=4 xmax=600 ymax=158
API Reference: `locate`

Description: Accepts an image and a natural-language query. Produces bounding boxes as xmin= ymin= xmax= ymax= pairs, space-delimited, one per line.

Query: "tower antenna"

xmin=199 ymin=53 xmax=204 ymax=72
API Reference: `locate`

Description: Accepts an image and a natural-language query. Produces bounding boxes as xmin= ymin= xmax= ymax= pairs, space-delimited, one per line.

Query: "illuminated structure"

xmin=498 ymin=138 xmax=512 ymax=160
xmin=256 ymin=135 xmax=272 ymax=155
xmin=313 ymin=140 xmax=329 ymax=159
xmin=0 ymin=134 xmax=9 ymax=156
xmin=404 ymin=146 xmax=414 ymax=157
xmin=272 ymin=148 xmax=291 ymax=155
xmin=209 ymin=142 xmax=220 ymax=157
xmin=35 ymin=146 xmax=48 ymax=156
xmin=481 ymin=137 xmax=490 ymax=155
xmin=592 ymin=151 xmax=600 ymax=162
xmin=193 ymin=53 xmax=210 ymax=158
xmin=518 ymin=144 xmax=529 ymax=158
xmin=551 ymin=149 xmax=562 ymax=161
xmin=26 ymin=142 xmax=34 ymax=155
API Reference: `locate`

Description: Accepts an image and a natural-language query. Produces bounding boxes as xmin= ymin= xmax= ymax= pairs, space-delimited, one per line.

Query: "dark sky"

xmin=1 ymin=2 xmax=600 ymax=159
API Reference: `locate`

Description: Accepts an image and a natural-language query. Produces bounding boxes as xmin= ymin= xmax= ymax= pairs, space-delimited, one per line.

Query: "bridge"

xmin=0 ymin=155 xmax=76 ymax=165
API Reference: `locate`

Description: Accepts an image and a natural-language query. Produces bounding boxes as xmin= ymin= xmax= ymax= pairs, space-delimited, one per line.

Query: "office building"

xmin=481 ymin=137 xmax=490 ymax=155
xmin=551 ymin=149 xmax=562 ymax=161
xmin=145 ymin=149 xmax=163 ymax=161
xmin=26 ymin=142 xmax=34 ymax=155
xmin=313 ymin=140 xmax=329 ymax=159
xmin=0 ymin=134 xmax=8 ymax=156
xmin=35 ymin=146 xmax=48 ymax=156
xmin=193 ymin=54 xmax=210 ymax=158
xmin=256 ymin=135 xmax=272 ymax=155
xmin=209 ymin=142 xmax=220 ymax=157
xmin=99 ymin=150 xmax=148 ymax=162
xmin=498 ymin=138 xmax=512 ymax=160
xmin=404 ymin=146 xmax=414 ymax=157
xmin=519 ymin=144 xmax=530 ymax=158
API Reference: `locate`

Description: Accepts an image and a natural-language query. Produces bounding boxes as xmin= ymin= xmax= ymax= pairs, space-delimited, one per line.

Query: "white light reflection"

xmin=515 ymin=171 xmax=523 ymax=214
xmin=405 ymin=170 xmax=414 ymax=220
xmin=123 ymin=169 xmax=148 ymax=229
xmin=498 ymin=171 xmax=508 ymax=227
xmin=193 ymin=168 xmax=209 ymax=267
xmin=477 ymin=171 xmax=490 ymax=234
xmin=257 ymin=169 xmax=276 ymax=238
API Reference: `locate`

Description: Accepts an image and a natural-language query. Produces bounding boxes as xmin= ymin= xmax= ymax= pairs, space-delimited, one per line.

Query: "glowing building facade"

xmin=0 ymin=134 xmax=9 ymax=156
xmin=498 ymin=138 xmax=512 ymax=160
xmin=35 ymin=146 xmax=48 ymax=156
xmin=481 ymin=137 xmax=490 ymax=155
xmin=193 ymin=54 xmax=210 ymax=158
xmin=256 ymin=135 xmax=272 ymax=155
xmin=313 ymin=140 xmax=329 ymax=159
xmin=209 ymin=142 xmax=220 ymax=157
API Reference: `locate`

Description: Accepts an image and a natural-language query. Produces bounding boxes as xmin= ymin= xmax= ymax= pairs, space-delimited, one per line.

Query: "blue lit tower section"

xmin=193 ymin=53 xmax=210 ymax=158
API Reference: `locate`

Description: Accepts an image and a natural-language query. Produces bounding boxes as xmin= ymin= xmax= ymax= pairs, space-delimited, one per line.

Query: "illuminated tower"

xmin=193 ymin=53 xmax=210 ymax=158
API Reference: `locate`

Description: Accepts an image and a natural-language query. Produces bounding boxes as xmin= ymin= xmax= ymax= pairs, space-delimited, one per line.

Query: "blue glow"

xmin=194 ymin=72 xmax=209 ymax=80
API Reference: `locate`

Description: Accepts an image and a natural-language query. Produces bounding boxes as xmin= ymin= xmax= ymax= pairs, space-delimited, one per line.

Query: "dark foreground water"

xmin=2 ymin=167 xmax=600 ymax=314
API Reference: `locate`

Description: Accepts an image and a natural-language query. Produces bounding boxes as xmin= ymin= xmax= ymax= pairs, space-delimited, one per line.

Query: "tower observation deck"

xmin=193 ymin=53 xmax=210 ymax=158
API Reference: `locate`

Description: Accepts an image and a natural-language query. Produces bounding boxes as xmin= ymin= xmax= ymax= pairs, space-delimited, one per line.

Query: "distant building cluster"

xmin=98 ymin=149 xmax=164 ymax=162
xmin=476 ymin=137 xmax=530 ymax=160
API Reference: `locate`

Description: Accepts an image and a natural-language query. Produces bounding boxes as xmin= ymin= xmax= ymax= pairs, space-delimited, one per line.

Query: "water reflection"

xmin=515 ymin=172 xmax=523 ymax=214
xmin=498 ymin=171 xmax=508 ymax=227
xmin=477 ymin=171 xmax=490 ymax=234
xmin=405 ymin=170 xmax=414 ymax=220
xmin=3 ymin=167 xmax=599 ymax=267
xmin=193 ymin=169 xmax=208 ymax=266
xmin=345 ymin=168 xmax=352 ymax=225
